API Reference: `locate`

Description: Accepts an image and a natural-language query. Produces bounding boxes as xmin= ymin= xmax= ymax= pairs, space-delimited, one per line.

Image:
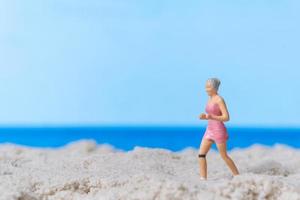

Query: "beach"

xmin=0 ymin=139 xmax=299 ymax=200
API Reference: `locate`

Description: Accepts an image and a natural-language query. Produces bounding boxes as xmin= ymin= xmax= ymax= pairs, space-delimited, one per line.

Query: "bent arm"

xmin=210 ymin=98 xmax=230 ymax=122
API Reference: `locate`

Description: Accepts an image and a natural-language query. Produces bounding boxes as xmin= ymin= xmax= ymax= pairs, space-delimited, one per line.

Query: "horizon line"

xmin=0 ymin=124 xmax=299 ymax=129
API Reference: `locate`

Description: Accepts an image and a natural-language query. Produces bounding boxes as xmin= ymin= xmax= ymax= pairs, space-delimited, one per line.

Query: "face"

xmin=205 ymin=81 xmax=216 ymax=96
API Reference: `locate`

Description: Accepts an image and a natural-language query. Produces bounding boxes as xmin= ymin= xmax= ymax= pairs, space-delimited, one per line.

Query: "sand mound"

xmin=0 ymin=140 xmax=299 ymax=200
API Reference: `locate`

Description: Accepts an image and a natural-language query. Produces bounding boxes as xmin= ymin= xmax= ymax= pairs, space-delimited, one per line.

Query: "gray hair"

xmin=206 ymin=78 xmax=221 ymax=91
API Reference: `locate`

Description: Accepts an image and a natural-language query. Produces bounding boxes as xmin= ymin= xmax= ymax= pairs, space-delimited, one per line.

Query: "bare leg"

xmin=198 ymin=138 xmax=214 ymax=179
xmin=216 ymin=142 xmax=239 ymax=176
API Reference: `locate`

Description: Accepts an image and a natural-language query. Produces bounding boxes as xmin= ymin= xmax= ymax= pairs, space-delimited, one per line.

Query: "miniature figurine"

xmin=198 ymin=78 xmax=239 ymax=180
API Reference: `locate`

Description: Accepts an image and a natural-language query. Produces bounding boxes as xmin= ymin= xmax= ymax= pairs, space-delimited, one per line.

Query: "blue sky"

xmin=0 ymin=0 xmax=299 ymax=127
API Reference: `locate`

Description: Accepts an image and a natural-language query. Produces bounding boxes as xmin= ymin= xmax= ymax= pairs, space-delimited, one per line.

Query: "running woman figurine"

xmin=198 ymin=78 xmax=239 ymax=180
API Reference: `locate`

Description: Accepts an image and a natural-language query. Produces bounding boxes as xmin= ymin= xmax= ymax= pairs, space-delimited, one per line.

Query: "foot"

xmin=228 ymin=173 xmax=239 ymax=180
xmin=200 ymin=176 xmax=207 ymax=181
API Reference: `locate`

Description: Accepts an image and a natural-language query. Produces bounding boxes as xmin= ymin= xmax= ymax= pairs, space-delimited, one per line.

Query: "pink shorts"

xmin=203 ymin=129 xmax=229 ymax=144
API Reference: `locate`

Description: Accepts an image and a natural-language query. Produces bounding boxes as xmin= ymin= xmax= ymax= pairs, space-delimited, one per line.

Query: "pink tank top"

xmin=205 ymin=102 xmax=226 ymax=131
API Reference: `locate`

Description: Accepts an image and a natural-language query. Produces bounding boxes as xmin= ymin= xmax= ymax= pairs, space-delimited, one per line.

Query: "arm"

xmin=208 ymin=98 xmax=230 ymax=122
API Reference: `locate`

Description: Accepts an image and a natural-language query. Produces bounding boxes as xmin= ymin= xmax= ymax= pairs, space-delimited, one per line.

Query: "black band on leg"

xmin=198 ymin=154 xmax=206 ymax=158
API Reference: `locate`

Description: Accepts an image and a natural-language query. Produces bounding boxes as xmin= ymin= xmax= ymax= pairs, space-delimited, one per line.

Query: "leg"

xmin=216 ymin=142 xmax=239 ymax=176
xmin=198 ymin=138 xmax=214 ymax=179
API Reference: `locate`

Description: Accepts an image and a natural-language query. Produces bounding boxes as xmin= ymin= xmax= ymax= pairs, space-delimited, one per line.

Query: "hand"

xmin=206 ymin=114 xmax=212 ymax=119
xmin=199 ymin=113 xmax=207 ymax=120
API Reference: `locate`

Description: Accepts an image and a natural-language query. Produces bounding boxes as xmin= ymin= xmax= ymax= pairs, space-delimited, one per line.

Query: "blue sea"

xmin=0 ymin=126 xmax=299 ymax=151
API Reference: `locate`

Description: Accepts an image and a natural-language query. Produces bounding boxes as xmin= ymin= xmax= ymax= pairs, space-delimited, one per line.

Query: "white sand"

xmin=0 ymin=140 xmax=300 ymax=200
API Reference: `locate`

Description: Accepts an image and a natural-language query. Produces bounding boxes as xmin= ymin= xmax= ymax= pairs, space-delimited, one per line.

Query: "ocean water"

xmin=0 ymin=126 xmax=299 ymax=151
